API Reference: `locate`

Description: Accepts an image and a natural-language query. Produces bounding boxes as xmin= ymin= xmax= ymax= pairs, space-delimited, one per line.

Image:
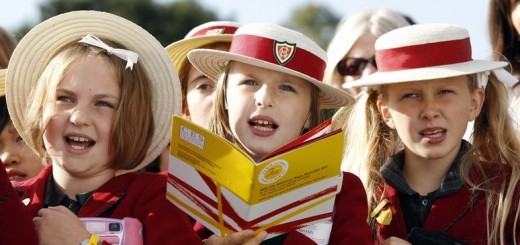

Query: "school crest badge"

xmin=274 ymin=41 xmax=296 ymax=65
xmin=206 ymin=28 xmax=224 ymax=35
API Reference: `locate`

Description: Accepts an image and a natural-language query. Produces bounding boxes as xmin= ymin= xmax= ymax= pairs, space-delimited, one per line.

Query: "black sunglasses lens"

xmin=337 ymin=58 xmax=365 ymax=76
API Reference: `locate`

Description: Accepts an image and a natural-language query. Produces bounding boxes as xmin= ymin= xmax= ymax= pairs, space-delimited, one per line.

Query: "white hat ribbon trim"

xmin=79 ymin=34 xmax=139 ymax=70
xmin=477 ymin=68 xmax=518 ymax=89
xmin=493 ymin=68 xmax=518 ymax=87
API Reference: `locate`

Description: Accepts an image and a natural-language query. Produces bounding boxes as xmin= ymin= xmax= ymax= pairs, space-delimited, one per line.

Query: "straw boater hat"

xmin=165 ymin=21 xmax=240 ymax=72
xmin=345 ymin=23 xmax=516 ymax=88
xmin=188 ymin=23 xmax=354 ymax=108
xmin=5 ymin=10 xmax=181 ymax=171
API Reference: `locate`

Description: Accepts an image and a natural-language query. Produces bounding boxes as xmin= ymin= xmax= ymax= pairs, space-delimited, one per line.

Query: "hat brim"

xmin=346 ymin=60 xmax=508 ymax=88
xmin=189 ymin=49 xmax=354 ymax=108
xmin=5 ymin=10 xmax=180 ymax=171
xmin=166 ymin=35 xmax=233 ymax=72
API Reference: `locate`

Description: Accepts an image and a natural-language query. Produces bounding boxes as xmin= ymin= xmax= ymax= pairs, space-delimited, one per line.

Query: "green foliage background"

xmin=12 ymin=0 xmax=341 ymax=49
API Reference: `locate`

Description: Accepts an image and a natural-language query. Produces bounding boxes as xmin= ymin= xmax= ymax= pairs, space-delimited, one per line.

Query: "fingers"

xmin=243 ymin=231 xmax=267 ymax=245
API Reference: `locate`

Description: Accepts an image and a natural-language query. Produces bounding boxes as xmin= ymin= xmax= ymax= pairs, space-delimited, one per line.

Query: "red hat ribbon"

xmin=376 ymin=37 xmax=472 ymax=72
xmin=229 ymin=34 xmax=326 ymax=81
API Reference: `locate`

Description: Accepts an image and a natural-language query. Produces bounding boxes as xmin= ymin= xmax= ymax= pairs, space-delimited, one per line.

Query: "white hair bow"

xmin=477 ymin=68 xmax=518 ymax=89
xmin=78 ymin=34 xmax=139 ymax=70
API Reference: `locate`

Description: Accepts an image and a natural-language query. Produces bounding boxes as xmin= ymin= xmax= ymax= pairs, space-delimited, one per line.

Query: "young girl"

xmin=143 ymin=21 xmax=240 ymax=173
xmin=188 ymin=23 xmax=373 ymax=244
xmin=341 ymin=23 xmax=520 ymax=244
xmin=0 ymin=11 xmax=200 ymax=244
xmin=0 ymin=69 xmax=45 ymax=183
xmin=167 ymin=21 xmax=239 ymax=127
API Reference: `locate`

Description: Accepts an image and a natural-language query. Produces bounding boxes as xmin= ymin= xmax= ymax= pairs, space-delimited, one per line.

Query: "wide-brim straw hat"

xmin=188 ymin=23 xmax=354 ymax=108
xmin=5 ymin=10 xmax=181 ymax=171
xmin=165 ymin=21 xmax=239 ymax=72
xmin=345 ymin=23 xmax=509 ymax=88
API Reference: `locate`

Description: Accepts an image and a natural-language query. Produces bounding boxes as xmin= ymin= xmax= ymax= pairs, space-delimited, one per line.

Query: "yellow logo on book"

xmin=259 ymin=160 xmax=288 ymax=184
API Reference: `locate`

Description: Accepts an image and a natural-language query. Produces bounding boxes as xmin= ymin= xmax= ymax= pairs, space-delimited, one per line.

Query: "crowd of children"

xmin=1 ymin=3 xmax=519 ymax=245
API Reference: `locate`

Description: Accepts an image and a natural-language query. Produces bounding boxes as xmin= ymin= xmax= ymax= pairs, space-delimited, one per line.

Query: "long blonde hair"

xmin=341 ymin=74 xmax=520 ymax=244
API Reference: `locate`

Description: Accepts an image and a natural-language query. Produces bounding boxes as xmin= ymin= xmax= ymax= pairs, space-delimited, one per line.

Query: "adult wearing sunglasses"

xmin=324 ymin=8 xmax=412 ymax=98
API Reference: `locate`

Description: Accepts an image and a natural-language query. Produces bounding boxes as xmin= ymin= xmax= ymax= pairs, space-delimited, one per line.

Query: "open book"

xmin=166 ymin=115 xmax=344 ymax=239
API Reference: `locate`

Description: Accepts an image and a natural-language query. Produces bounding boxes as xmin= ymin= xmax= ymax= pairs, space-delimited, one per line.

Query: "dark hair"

xmin=488 ymin=0 xmax=520 ymax=77
xmin=0 ymin=96 xmax=10 ymax=131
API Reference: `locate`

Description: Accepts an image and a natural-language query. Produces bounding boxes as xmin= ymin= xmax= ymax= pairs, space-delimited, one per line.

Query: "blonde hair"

xmin=208 ymin=61 xmax=323 ymax=146
xmin=342 ymin=74 xmax=520 ymax=244
xmin=324 ymin=9 xmax=410 ymax=89
xmin=24 ymin=40 xmax=154 ymax=170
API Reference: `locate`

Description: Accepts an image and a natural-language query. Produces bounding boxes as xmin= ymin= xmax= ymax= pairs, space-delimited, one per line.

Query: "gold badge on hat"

xmin=370 ymin=199 xmax=392 ymax=225
xmin=274 ymin=41 xmax=296 ymax=65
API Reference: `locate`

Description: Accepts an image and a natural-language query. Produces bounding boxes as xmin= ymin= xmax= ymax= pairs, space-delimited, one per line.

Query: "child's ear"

xmin=469 ymin=87 xmax=485 ymax=121
xmin=377 ymin=100 xmax=395 ymax=129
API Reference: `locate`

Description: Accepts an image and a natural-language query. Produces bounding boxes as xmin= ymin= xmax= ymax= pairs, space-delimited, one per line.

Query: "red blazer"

xmin=3 ymin=165 xmax=200 ymax=244
xmin=373 ymin=168 xmax=520 ymax=245
xmin=195 ymin=172 xmax=373 ymax=245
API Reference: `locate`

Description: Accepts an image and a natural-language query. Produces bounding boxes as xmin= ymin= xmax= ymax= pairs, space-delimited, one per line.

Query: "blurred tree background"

xmin=12 ymin=0 xmax=340 ymax=49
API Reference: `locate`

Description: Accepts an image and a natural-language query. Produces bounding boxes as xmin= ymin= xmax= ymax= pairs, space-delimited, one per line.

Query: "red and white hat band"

xmin=189 ymin=25 xmax=239 ymax=38
xmin=230 ymin=34 xmax=326 ymax=81
xmin=376 ymin=37 xmax=472 ymax=72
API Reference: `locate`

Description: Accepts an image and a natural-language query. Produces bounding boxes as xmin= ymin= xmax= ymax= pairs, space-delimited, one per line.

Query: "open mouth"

xmin=65 ymin=136 xmax=96 ymax=150
xmin=420 ymin=129 xmax=445 ymax=138
xmin=7 ymin=170 xmax=27 ymax=181
xmin=249 ymin=119 xmax=278 ymax=132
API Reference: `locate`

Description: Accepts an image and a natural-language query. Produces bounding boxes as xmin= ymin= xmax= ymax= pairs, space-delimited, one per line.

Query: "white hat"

xmin=166 ymin=21 xmax=240 ymax=72
xmin=188 ymin=23 xmax=354 ymax=108
xmin=5 ymin=10 xmax=181 ymax=171
xmin=345 ymin=23 xmax=513 ymax=88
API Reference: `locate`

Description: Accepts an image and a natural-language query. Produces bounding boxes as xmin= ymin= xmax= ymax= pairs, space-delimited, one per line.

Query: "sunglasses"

xmin=336 ymin=56 xmax=377 ymax=76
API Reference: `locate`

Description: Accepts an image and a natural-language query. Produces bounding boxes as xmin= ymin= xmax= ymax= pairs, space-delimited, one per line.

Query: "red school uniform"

xmin=373 ymin=164 xmax=520 ymax=245
xmin=6 ymin=165 xmax=200 ymax=244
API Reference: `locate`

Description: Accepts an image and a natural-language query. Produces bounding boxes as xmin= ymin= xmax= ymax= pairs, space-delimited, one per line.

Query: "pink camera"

xmin=80 ymin=217 xmax=143 ymax=245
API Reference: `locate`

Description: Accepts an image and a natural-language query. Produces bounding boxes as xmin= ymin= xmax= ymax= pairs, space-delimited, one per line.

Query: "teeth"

xmin=68 ymin=136 xmax=90 ymax=142
xmin=8 ymin=175 xmax=24 ymax=181
xmin=253 ymin=125 xmax=274 ymax=131
xmin=253 ymin=120 xmax=272 ymax=125
xmin=71 ymin=144 xmax=87 ymax=150
xmin=423 ymin=129 xmax=443 ymax=137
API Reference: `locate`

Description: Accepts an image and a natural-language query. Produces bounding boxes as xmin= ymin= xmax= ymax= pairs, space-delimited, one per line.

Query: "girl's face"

xmin=226 ymin=62 xmax=312 ymax=161
xmin=44 ymin=55 xmax=120 ymax=177
xmin=1 ymin=122 xmax=44 ymax=182
xmin=184 ymin=65 xmax=216 ymax=126
xmin=377 ymin=76 xmax=484 ymax=161
xmin=511 ymin=2 xmax=520 ymax=35
xmin=184 ymin=43 xmax=230 ymax=127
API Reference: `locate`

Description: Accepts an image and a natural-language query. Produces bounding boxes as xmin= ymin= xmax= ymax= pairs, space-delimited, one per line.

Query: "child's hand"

xmin=33 ymin=205 xmax=90 ymax=245
xmin=380 ymin=236 xmax=412 ymax=245
xmin=203 ymin=230 xmax=267 ymax=245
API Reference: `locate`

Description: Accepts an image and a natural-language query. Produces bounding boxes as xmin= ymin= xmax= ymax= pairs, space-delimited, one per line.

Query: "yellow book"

xmin=166 ymin=115 xmax=343 ymax=239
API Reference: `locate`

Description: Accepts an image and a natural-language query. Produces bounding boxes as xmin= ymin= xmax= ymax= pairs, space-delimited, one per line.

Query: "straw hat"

xmin=166 ymin=21 xmax=240 ymax=72
xmin=345 ymin=23 xmax=509 ymax=88
xmin=5 ymin=10 xmax=181 ymax=171
xmin=188 ymin=23 xmax=354 ymax=108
